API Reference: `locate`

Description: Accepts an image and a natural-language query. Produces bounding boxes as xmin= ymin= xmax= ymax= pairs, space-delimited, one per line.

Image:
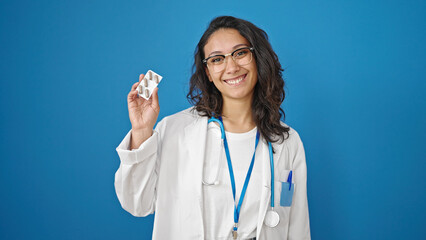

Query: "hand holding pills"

xmin=127 ymin=70 xmax=163 ymax=149
xmin=137 ymin=70 xmax=163 ymax=100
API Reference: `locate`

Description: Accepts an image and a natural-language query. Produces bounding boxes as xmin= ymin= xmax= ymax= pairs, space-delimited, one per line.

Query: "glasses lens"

xmin=234 ymin=48 xmax=252 ymax=66
xmin=207 ymin=56 xmax=225 ymax=73
xmin=207 ymin=56 xmax=225 ymax=65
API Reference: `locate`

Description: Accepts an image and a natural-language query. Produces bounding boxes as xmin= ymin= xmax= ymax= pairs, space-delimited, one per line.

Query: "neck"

xmin=221 ymin=97 xmax=256 ymax=133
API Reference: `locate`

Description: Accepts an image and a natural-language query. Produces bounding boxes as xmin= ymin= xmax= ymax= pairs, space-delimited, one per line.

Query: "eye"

xmin=234 ymin=49 xmax=249 ymax=58
xmin=209 ymin=56 xmax=225 ymax=64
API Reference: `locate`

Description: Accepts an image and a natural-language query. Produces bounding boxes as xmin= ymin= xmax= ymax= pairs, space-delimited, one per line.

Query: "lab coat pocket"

xmin=276 ymin=170 xmax=294 ymax=207
xmin=280 ymin=182 xmax=294 ymax=207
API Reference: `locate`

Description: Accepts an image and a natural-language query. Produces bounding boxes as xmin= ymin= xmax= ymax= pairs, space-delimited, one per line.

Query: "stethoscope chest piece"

xmin=264 ymin=210 xmax=280 ymax=227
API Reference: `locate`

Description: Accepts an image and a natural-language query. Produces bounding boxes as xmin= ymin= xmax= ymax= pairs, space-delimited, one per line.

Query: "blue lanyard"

xmin=216 ymin=116 xmax=260 ymax=233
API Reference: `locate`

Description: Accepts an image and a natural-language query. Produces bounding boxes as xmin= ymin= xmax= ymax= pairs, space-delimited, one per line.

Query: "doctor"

xmin=115 ymin=16 xmax=310 ymax=239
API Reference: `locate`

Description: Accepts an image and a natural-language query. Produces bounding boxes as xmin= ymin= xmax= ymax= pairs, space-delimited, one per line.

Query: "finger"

xmin=139 ymin=74 xmax=145 ymax=83
xmin=151 ymin=87 xmax=159 ymax=108
xmin=131 ymin=81 xmax=140 ymax=91
xmin=128 ymin=89 xmax=139 ymax=102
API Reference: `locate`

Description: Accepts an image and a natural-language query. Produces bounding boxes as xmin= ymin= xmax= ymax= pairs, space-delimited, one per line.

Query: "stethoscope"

xmin=202 ymin=116 xmax=280 ymax=238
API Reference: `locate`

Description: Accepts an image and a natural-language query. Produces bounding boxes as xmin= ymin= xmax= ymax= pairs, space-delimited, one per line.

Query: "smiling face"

xmin=203 ymin=28 xmax=258 ymax=103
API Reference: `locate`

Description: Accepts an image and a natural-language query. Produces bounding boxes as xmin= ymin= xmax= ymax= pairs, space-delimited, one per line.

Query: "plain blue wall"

xmin=1 ymin=0 xmax=425 ymax=239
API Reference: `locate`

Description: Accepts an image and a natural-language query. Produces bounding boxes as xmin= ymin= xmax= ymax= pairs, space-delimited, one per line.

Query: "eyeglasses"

xmin=202 ymin=47 xmax=254 ymax=73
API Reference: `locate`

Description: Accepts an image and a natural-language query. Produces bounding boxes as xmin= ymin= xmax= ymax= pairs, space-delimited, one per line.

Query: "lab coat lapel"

xmin=256 ymin=140 xmax=284 ymax=239
xmin=183 ymin=116 xmax=208 ymax=186
xmin=182 ymin=116 xmax=208 ymax=237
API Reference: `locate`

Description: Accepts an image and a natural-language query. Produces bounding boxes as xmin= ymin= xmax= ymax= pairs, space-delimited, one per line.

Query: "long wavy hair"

xmin=187 ymin=16 xmax=290 ymax=144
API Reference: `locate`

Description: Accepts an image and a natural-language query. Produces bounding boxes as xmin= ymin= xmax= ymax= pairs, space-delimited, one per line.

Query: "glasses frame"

xmin=202 ymin=47 xmax=255 ymax=72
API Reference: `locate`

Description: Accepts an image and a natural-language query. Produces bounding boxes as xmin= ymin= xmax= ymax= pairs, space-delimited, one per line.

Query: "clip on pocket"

xmin=280 ymin=170 xmax=294 ymax=207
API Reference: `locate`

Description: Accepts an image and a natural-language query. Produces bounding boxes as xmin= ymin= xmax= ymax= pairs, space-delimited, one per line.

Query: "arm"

xmin=288 ymin=130 xmax=311 ymax=239
xmin=114 ymin=128 xmax=160 ymax=217
xmin=114 ymin=73 xmax=161 ymax=216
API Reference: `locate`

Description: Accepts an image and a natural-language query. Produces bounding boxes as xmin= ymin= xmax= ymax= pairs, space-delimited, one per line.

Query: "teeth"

xmin=226 ymin=75 xmax=245 ymax=85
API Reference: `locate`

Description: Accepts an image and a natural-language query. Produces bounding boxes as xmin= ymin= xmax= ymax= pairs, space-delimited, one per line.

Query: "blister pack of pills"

xmin=137 ymin=70 xmax=163 ymax=100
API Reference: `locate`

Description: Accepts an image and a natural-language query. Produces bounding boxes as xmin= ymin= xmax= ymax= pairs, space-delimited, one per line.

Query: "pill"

xmin=138 ymin=85 xmax=143 ymax=94
xmin=154 ymin=75 xmax=159 ymax=84
xmin=143 ymin=78 xmax=148 ymax=87
xmin=148 ymin=71 xmax=152 ymax=79
xmin=145 ymin=89 xmax=149 ymax=98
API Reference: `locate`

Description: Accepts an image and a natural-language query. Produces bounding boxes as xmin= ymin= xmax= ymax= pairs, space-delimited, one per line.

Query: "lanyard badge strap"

xmin=219 ymin=117 xmax=260 ymax=234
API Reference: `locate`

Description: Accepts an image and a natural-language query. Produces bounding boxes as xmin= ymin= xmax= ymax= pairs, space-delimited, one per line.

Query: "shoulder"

xmin=161 ymin=107 xmax=203 ymax=124
xmin=284 ymin=122 xmax=303 ymax=145
xmin=276 ymin=121 xmax=305 ymax=157
xmin=165 ymin=107 xmax=202 ymax=121
xmin=156 ymin=107 xmax=206 ymax=132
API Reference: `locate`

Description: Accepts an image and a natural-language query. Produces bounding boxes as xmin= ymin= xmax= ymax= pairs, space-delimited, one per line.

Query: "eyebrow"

xmin=208 ymin=44 xmax=249 ymax=57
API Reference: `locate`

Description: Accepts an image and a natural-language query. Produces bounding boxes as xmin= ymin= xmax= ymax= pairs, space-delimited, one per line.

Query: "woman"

xmin=115 ymin=16 xmax=310 ymax=240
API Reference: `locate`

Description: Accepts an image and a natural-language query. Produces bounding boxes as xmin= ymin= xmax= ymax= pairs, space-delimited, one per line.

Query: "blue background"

xmin=1 ymin=0 xmax=425 ymax=239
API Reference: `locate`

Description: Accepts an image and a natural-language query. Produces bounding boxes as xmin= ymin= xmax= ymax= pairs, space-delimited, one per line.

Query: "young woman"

xmin=115 ymin=16 xmax=310 ymax=240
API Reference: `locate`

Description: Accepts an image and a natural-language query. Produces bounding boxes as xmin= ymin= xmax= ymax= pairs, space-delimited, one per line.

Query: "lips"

xmin=223 ymin=74 xmax=247 ymax=86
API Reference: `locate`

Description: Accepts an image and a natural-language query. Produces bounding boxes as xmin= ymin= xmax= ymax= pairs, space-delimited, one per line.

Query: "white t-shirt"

xmin=202 ymin=122 xmax=263 ymax=239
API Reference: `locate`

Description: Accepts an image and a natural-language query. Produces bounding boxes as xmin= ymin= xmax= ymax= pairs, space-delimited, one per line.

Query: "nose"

xmin=224 ymin=56 xmax=240 ymax=74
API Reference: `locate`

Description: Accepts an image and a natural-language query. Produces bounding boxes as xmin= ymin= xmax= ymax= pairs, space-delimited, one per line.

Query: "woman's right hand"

xmin=127 ymin=73 xmax=160 ymax=149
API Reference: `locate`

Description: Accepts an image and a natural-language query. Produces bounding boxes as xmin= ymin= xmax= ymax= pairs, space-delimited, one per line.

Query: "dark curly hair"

xmin=187 ymin=16 xmax=290 ymax=144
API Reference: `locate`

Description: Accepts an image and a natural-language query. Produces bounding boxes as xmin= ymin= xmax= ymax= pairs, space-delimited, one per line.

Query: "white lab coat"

xmin=115 ymin=107 xmax=310 ymax=239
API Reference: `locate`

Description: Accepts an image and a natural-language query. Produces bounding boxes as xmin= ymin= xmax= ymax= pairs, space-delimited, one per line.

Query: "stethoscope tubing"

xmin=268 ymin=141 xmax=274 ymax=208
